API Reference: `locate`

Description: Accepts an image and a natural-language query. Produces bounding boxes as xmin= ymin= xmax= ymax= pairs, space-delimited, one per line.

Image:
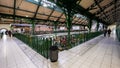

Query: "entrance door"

xmin=0 ymin=28 xmax=8 ymax=35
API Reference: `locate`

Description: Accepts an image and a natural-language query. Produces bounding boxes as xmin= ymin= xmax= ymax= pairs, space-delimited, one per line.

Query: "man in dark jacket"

xmin=108 ymin=29 xmax=111 ymax=37
xmin=104 ymin=29 xmax=107 ymax=37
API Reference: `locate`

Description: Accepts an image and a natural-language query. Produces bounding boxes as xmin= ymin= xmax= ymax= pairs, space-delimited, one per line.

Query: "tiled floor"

xmin=0 ymin=35 xmax=37 ymax=68
xmin=0 ymin=31 xmax=120 ymax=68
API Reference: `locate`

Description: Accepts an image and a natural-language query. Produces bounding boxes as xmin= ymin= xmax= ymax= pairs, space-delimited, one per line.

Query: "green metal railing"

xmin=59 ymin=31 xmax=103 ymax=49
xmin=85 ymin=31 xmax=103 ymax=41
xmin=14 ymin=33 xmax=52 ymax=59
xmin=14 ymin=31 xmax=103 ymax=58
xmin=70 ymin=31 xmax=103 ymax=48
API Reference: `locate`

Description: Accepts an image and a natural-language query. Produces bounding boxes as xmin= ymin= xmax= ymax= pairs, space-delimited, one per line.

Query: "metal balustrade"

xmin=14 ymin=33 xmax=52 ymax=59
xmin=13 ymin=31 xmax=103 ymax=58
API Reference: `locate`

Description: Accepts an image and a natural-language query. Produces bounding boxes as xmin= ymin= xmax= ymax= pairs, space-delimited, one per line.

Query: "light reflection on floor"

xmin=2 ymin=35 xmax=7 ymax=41
xmin=0 ymin=31 xmax=120 ymax=68
xmin=2 ymin=35 xmax=7 ymax=58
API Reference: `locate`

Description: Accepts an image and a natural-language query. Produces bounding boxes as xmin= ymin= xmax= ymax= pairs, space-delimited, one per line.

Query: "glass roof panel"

xmin=26 ymin=0 xmax=63 ymax=13
xmin=74 ymin=13 xmax=87 ymax=19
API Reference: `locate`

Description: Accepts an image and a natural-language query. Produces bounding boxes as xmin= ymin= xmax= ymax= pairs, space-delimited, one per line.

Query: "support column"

xmin=88 ymin=18 xmax=92 ymax=32
xmin=31 ymin=20 xmax=35 ymax=35
xmin=55 ymin=0 xmax=78 ymax=48
xmin=83 ymin=26 xmax=86 ymax=42
xmin=25 ymin=19 xmax=35 ymax=35
xmin=66 ymin=9 xmax=72 ymax=48
xmin=54 ymin=21 xmax=58 ymax=37
xmin=13 ymin=0 xmax=16 ymax=23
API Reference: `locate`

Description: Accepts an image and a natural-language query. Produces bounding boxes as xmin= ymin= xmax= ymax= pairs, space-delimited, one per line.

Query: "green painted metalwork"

xmin=88 ymin=18 xmax=92 ymax=32
xmin=116 ymin=25 xmax=120 ymax=41
xmin=14 ymin=31 xmax=103 ymax=58
xmin=48 ymin=0 xmax=109 ymax=25
xmin=25 ymin=19 xmax=35 ymax=35
xmin=58 ymin=0 xmax=77 ymax=48
xmin=31 ymin=20 xmax=35 ymax=35
xmin=54 ymin=21 xmax=58 ymax=37
xmin=58 ymin=31 xmax=103 ymax=49
xmin=13 ymin=33 xmax=53 ymax=59
xmin=13 ymin=0 xmax=16 ymax=23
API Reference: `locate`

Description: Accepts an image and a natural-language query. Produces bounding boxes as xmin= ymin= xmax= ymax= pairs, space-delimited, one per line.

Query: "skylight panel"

xmin=34 ymin=0 xmax=39 ymax=2
xmin=26 ymin=0 xmax=63 ymax=12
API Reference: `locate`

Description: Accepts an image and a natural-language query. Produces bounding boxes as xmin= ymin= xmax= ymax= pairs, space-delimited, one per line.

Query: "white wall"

xmin=108 ymin=25 xmax=116 ymax=35
xmin=108 ymin=25 xmax=116 ymax=30
xmin=0 ymin=24 xmax=11 ymax=30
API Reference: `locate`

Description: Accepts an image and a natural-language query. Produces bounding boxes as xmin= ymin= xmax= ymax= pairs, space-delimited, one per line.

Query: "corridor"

xmin=0 ymin=31 xmax=120 ymax=68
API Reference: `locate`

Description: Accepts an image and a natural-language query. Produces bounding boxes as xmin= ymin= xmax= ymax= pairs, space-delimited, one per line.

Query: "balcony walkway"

xmin=0 ymin=31 xmax=120 ymax=68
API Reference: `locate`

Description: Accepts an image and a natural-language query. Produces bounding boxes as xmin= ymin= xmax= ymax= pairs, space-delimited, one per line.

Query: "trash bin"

xmin=49 ymin=46 xmax=58 ymax=62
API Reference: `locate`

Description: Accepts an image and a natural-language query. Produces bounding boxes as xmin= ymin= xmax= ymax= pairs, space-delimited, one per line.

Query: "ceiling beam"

xmin=0 ymin=4 xmax=65 ymax=19
xmin=72 ymin=16 xmax=77 ymax=20
xmin=100 ymin=7 xmax=120 ymax=20
xmin=75 ymin=16 xmax=81 ymax=21
xmin=74 ymin=17 xmax=81 ymax=23
xmin=114 ymin=0 xmax=117 ymax=22
xmin=86 ymin=0 xmax=104 ymax=11
xmin=80 ymin=19 xmax=86 ymax=24
xmin=0 ymin=13 xmax=84 ymax=25
xmin=49 ymin=0 xmax=108 ymax=25
xmin=98 ymin=2 xmax=120 ymax=18
xmin=0 ymin=13 xmax=63 ymax=23
xmin=13 ymin=0 xmax=17 ymax=23
xmin=56 ymin=13 xmax=64 ymax=22
xmin=73 ymin=18 xmax=82 ymax=24
xmin=74 ymin=18 xmax=86 ymax=25
xmin=96 ymin=1 xmax=120 ymax=24
xmin=73 ymin=2 xmax=108 ymax=25
xmin=94 ymin=0 xmax=114 ymax=15
xmin=47 ymin=9 xmax=54 ymax=21
xmin=33 ymin=0 xmax=42 ymax=20
xmin=94 ymin=0 xmax=111 ymax=24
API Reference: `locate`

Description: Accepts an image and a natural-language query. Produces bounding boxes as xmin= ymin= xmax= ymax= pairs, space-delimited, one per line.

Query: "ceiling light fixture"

xmin=26 ymin=15 xmax=28 ymax=17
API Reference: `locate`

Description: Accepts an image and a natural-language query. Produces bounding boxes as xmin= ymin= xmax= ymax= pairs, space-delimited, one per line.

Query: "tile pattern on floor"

xmin=0 ymin=35 xmax=37 ymax=68
xmin=0 ymin=31 xmax=120 ymax=68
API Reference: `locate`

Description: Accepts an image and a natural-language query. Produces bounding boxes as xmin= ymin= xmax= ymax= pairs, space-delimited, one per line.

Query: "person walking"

xmin=0 ymin=33 xmax=1 ymax=39
xmin=0 ymin=32 xmax=3 ymax=39
xmin=104 ymin=29 xmax=107 ymax=37
xmin=8 ymin=31 xmax=12 ymax=37
xmin=107 ymin=28 xmax=111 ymax=37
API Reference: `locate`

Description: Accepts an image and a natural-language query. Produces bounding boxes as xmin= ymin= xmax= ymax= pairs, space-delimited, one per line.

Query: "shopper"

xmin=0 ymin=33 xmax=1 ymax=39
xmin=107 ymin=28 xmax=111 ymax=37
xmin=0 ymin=32 xmax=3 ymax=38
xmin=8 ymin=31 xmax=12 ymax=37
xmin=5 ymin=30 xmax=8 ymax=35
xmin=104 ymin=29 xmax=107 ymax=37
xmin=60 ymin=37 xmax=66 ymax=49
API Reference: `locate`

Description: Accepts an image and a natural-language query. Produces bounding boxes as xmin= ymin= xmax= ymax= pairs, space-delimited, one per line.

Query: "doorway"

xmin=0 ymin=28 xmax=8 ymax=35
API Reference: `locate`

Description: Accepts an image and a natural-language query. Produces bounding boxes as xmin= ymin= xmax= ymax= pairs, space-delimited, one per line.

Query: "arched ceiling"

xmin=0 ymin=0 xmax=119 ymax=26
